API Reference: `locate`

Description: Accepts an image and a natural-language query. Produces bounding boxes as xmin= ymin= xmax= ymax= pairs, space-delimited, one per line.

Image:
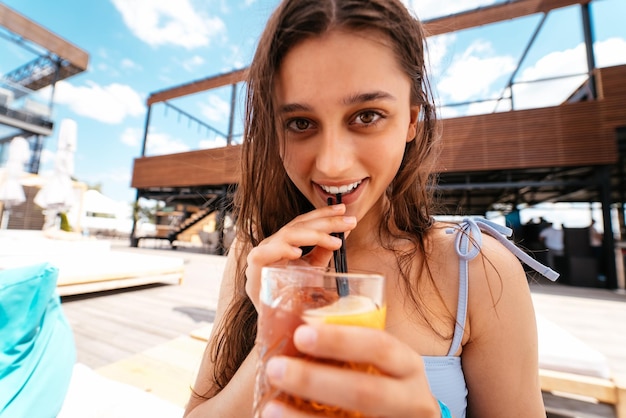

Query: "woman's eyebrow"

xmin=279 ymin=103 xmax=311 ymax=114
xmin=342 ymin=91 xmax=396 ymax=105
xmin=278 ymin=91 xmax=395 ymax=114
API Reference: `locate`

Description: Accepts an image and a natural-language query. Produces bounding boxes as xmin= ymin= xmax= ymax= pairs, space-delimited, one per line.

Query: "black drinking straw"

xmin=335 ymin=193 xmax=348 ymax=274
xmin=327 ymin=197 xmax=342 ymax=272
xmin=328 ymin=194 xmax=350 ymax=297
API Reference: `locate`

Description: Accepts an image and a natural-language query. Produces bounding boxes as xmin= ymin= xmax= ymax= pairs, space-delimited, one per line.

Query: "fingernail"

xmin=266 ymin=357 xmax=286 ymax=381
xmin=343 ymin=216 xmax=356 ymax=225
xmin=330 ymin=236 xmax=343 ymax=246
xmin=294 ymin=325 xmax=317 ymax=348
xmin=262 ymin=402 xmax=284 ymax=418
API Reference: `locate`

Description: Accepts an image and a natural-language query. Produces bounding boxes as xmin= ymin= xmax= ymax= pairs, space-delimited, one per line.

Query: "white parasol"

xmin=34 ymin=119 xmax=78 ymax=230
xmin=0 ymin=136 xmax=30 ymax=229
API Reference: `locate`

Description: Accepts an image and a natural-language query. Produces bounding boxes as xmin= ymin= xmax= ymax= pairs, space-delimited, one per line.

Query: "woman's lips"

xmin=316 ymin=179 xmax=367 ymax=205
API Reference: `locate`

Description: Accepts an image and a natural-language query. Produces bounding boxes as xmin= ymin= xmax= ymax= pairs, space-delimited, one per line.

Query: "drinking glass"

xmin=253 ymin=265 xmax=386 ymax=417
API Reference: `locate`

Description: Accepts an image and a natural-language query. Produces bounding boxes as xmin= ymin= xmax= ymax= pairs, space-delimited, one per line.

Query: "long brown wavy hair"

xmin=208 ymin=0 xmax=440 ymax=396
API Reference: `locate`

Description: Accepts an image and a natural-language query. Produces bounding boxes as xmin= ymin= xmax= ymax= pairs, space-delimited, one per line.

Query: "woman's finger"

xmin=245 ymin=215 xmax=355 ymax=277
xmin=293 ymin=324 xmax=423 ymax=379
xmin=249 ymin=213 xmax=355 ymax=263
xmin=283 ymin=203 xmax=346 ymax=226
xmin=244 ymin=207 xmax=357 ymax=310
xmin=261 ymin=401 xmax=321 ymax=418
xmin=286 ymin=214 xmax=357 ymax=241
xmin=264 ymin=354 xmax=436 ymax=418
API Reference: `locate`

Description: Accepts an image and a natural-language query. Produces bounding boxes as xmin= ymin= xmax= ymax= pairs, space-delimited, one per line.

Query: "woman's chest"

xmin=348 ymin=249 xmax=463 ymax=356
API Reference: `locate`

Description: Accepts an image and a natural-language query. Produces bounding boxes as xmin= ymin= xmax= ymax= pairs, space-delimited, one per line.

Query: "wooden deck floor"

xmin=60 ymin=242 xmax=226 ymax=369
xmin=58 ymin=240 xmax=625 ymax=417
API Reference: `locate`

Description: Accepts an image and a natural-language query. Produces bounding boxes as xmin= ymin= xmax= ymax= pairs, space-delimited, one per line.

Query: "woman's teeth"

xmin=320 ymin=181 xmax=361 ymax=195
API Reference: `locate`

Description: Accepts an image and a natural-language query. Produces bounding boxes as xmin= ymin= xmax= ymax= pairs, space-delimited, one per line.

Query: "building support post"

xmin=130 ymin=105 xmax=152 ymax=247
xmin=227 ymin=83 xmax=237 ymax=146
xmin=581 ymin=3 xmax=597 ymax=99
xmin=215 ymin=186 xmax=227 ymax=255
xmin=599 ymin=166 xmax=618 ymax=289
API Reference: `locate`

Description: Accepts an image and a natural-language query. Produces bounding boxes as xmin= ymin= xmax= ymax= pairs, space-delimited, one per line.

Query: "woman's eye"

xmin=355 ymin=111 xmax=382 ymax=125
xmin=287 ymin=118 xmax=312 ymax=132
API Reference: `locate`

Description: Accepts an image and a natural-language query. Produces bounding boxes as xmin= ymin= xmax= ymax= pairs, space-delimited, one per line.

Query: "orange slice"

xmin=302 ymin=295 xmax=386 ymax=329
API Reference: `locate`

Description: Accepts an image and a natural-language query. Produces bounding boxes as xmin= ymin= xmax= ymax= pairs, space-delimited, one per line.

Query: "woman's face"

xmin=275 ymin=29 xmax=419 ymax=222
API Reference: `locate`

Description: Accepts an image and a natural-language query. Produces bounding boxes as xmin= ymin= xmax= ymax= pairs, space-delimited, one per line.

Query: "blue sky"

xmin=1 ymin=0 xmax=625 ymax=204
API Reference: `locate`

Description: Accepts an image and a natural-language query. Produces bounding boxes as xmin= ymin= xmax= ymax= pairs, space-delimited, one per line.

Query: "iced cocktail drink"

xmin=253 ymin=266 xmax=386 ymax=417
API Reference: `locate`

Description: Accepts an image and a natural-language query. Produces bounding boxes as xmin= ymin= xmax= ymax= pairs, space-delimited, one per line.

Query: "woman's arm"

xmin=185 ymin=205 xmax=357 ymax=417
xmin=462 ymin=235 xmax=545 ymax=417
xmin=184 ymin=242 xmax=256 ymax=418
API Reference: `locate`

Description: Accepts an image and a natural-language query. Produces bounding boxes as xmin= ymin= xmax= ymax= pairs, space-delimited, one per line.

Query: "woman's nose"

xmin=315 ymin=128 xmax=353 ymax=177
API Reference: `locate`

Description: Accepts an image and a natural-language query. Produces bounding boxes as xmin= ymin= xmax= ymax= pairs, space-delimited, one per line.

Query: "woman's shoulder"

xmin=429 ymin=219 xmax=534 ymax=329
xmin=423 ymin=221 xmax=463 ymax=260
xmin=427 ymin=219 xmax=527 ymax=286
xmin=429 ymin=219 xmax=522 ymax=259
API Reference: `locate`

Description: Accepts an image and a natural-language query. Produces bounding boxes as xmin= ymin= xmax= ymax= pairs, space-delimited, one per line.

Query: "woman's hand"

xmin=245 ymin=204 xmax=356 ymax=310
xmin=260 ymin=324 xmax=441 ymax=418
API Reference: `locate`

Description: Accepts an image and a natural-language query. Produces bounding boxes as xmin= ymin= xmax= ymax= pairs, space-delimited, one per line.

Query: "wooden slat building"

xmin=130 ymin=0 xmax=626 ymax=289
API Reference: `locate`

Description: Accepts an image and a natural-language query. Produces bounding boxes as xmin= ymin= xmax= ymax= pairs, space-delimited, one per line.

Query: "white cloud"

xmin=467 ymin=98 xmax=511 ymax=115
xmin=121 ymin=127 xmax=142 ymax=148
xmin=434 ymin=37 xmax=626 ymax=114
xmin=146 ymin=131 xmax=190 ymax=155
xmin=200 ymin=94 xmax=230 ymax=124
xmin=513 ymin=37 xmax=626 ymax=110
xmin=434 ymin=35 xmax=626 ymax=116
xmin=120 ymin=127 xmax=190 ymax=156
xmin=111 ymin=0 xmax=226 ymax=49
xmin=199 ymin=137 xmax=227 ymax=149
xmin=225 ymin=45 xmax=246 ymax=71
xmin=425 ymin=33 xmax=456 ymax=77
xmin=50 ymin=80 xmax=144 ymax=124
xmin=595 ymin=37 xmax=626 ymax=68
xmin=436 ymin=40 xmax=516 ymax=103
xmin=519 ymin=45 xmax=588 ymax=82
xmin=183 ymin=55 xmax=205 ymax=72
xmin=121 ymin=58 xmax=141 ymax=70
xmin=405 ymin=0 xmax=626 ymax=117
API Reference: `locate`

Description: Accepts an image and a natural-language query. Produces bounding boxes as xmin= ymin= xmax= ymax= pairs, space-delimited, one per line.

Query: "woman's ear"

xmin=406 ymin=105 xmax=420 ymax=143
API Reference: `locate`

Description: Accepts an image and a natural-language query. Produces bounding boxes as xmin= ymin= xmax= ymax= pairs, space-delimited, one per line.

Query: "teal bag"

xmin=0 ymin=263 xmax=75 ymax=418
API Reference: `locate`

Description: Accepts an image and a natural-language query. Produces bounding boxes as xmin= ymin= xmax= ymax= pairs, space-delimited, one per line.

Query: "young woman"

xmin=184 ymin=1 xmax=556 ymax=417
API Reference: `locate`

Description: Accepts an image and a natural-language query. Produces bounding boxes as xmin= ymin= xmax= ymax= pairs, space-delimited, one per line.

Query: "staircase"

xmin=167 ymin=198 xmax=219 ymax=241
